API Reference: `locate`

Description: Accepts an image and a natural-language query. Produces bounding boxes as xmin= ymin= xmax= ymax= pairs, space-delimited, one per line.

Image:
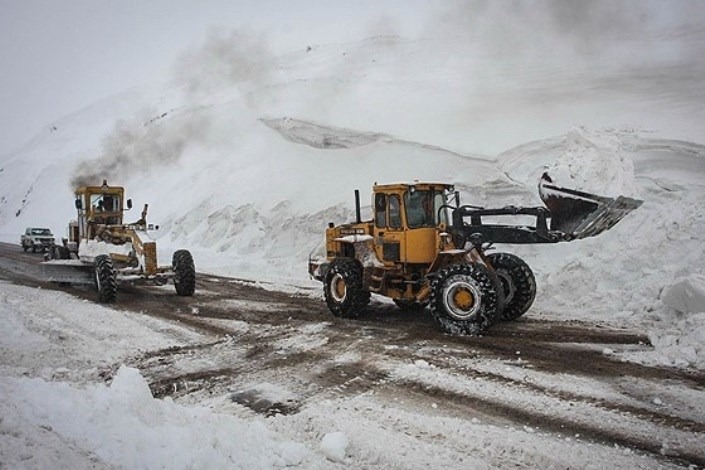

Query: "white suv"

xmin=21 ymin=227 xmax=55 ymax=252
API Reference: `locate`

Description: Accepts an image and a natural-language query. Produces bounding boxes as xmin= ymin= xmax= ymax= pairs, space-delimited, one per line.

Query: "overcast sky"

xmin=0 ymin=0 xmax=430 ymax=155
xmin=2 ymin=1 xmax=703 ymax=157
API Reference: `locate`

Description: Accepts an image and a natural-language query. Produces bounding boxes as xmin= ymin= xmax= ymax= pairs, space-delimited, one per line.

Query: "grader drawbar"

xmin=42 ymin=180 xmax=196 ymax=302
xmin=308 ymin=173 xmax=642 ymax=335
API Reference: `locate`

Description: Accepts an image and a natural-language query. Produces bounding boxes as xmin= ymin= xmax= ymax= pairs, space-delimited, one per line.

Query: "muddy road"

xmin=1 ymin=242 xmax=704 ymax=467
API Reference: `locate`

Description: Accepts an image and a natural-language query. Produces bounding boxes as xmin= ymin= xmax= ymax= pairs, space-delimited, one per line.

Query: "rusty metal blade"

xmin=41 ymin=260 xmax=94 ymax=285
xmin=539 ymin=175 xmax=643 ymax=239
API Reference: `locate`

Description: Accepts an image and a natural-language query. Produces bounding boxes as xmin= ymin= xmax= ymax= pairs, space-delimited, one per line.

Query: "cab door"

xmin=404 ymin=189 xmax=443 ymax=264
xmin=373 ymin=192 xmax=406 ymax=265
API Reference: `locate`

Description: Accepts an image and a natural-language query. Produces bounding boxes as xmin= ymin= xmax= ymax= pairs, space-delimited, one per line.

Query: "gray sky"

xmin=2 ymin=0 xmax=703 ymax=156
xmin=0 ymin=0 xmax=429 ymax=155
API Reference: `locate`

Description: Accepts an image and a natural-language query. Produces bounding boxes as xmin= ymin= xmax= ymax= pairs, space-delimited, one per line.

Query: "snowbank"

xmin=643 ymin=275 xmax=705 ymax=369
xmin=495 ymin=128 xmax=705 ymax=369
xmin=0 ymin=366 xmax=320 ymax=469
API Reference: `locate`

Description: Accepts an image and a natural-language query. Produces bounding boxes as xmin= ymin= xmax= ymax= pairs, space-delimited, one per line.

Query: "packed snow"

xmin=2 ymin=2 xmax=705 ymax=468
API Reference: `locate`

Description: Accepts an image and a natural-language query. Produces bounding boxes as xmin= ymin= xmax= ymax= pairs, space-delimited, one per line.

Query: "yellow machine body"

xmin=320 ymin=182 xmax=478 ymax=302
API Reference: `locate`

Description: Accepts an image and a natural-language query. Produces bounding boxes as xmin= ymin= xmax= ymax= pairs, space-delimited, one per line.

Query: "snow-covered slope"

xmin=1 ymin=30 xmax=705 ymax=367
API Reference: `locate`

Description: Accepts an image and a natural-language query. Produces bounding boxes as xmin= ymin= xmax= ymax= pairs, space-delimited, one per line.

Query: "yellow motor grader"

xmin=43 ymin=180 xmax=195 ymax=302
xmin=308 ymin=174 xmax=642 ymax=335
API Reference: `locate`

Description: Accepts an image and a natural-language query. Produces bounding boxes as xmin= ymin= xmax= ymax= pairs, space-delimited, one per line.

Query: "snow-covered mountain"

xmin=1 ymin=28 xmax=705 ymax=366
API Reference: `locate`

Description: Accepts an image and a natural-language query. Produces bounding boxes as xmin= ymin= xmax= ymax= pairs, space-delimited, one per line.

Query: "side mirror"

xmin=126 ymin=199 xmax=133 ymax=210
xmin=75 ymin=199 xmax=82 ymax=209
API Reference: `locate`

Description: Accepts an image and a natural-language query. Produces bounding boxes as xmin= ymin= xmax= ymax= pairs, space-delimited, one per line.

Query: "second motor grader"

xmin=44 ymin=180 xmax=196 ymax=302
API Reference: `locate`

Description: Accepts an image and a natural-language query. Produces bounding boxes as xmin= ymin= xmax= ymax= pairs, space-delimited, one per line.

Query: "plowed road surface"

xmin=1 ymin=242 xmax=703 ymax=467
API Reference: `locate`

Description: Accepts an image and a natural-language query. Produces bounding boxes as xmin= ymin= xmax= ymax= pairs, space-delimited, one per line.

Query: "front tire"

xmin=173 ymin=250 xmax=196 ymax=296
xmin=94 ymin=255 xmax=117 ymax=303
xmin=429 ymin=263 xmax=499 ymax=335
xmin=487 ymin=253 xmax=536 ymax=321
xmin=324 ymin=258 xmax=370 ymax=318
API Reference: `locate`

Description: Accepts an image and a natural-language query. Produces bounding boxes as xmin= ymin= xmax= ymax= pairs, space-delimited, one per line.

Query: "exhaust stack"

xmin=354 ymin=189 xmax=361 ymax=224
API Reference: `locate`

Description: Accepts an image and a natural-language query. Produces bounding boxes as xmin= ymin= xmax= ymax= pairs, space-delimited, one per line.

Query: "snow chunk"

xmin=661 ymin=275 xmax=705 ymax=314
xmin=414 ymin=359 xmax=434 ymax=369
xmin=333 ymin=234 xmax=373 ymax=243
xmin=78 ymin=238 xmax=133 ymax=262
xmin=277 ymin=442 xmax=310 ymax=466
xmin=320 ymin=432 xmax=348 ymax=462
xmin=109 ymin=365 xmax=154 ymax=402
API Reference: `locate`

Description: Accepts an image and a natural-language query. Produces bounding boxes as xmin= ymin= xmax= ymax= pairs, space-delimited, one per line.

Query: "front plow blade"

xmin=539 ymin=173 xmax=643 ymax=240
xmin=41 ymin=260 xmax=94 ymax=285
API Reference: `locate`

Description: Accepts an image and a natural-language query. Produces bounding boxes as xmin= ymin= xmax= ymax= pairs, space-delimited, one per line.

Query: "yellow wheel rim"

xmin=453 ymin=288 xmax=475 ymax=311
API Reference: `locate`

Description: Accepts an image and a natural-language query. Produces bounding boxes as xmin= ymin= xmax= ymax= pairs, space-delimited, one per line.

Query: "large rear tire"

xmin=173 ymin=250 xmax=196 ymax=296
xmin=429 ymin=263 xmax=499 ymax=335
xmin=94 ymin=255 xmax=117 ymax=303
xmin=324 ymin=258 xmax=370 ymax=318
xmin=487 ymin=253 xmax=536 ymax=321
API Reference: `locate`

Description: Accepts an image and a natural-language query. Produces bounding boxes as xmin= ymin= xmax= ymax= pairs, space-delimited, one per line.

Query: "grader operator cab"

xmin=308 ymin=175 xmax=642 ymax=335
xmin=43 ymin=180 xmax=196 ymax=302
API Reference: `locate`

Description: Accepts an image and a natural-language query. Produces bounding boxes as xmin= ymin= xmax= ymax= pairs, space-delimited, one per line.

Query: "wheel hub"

xmin=443 ymin=276 xmax=482 ymax=320
xmin=453 ymin=288 xmax=475 ymax=310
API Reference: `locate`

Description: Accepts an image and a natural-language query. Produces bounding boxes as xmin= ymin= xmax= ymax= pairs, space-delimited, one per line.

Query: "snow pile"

xmin=645 ymin=275 xmax=705 ymax=368
xmin=0 ymin=280 xmax=207 ymax=380
xmin=499 ymin=127 xmax=640 ymax=198
xmin=541 ymin=127 xmax=640 ymax=197
xmin=0 ymin=366 xmax=319 ymax=469
xmin=493 ymin=128 xmax=705 ymax=369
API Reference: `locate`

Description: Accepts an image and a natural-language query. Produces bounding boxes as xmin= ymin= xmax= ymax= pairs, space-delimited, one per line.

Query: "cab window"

xmin=405 ymin=189 xmax=435 ymax=228
xmin=389 ymin=195 xmax=402 ymax=229
xmin=434 ymin=192 xmax=449 ymax=225
xmin=375 ymin=193 xmax=386 ymax=228
xmin=90 ymin=194 xmax=120 ymax=213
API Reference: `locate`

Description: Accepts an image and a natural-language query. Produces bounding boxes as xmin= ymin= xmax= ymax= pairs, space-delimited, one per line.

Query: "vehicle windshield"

xmin=31 ymin=228 xmax=52 ymax=235
xmin=404 ymin=189 xmax=449 ymax=228
xmin=89 ymin=193 xmax=120 ymax=212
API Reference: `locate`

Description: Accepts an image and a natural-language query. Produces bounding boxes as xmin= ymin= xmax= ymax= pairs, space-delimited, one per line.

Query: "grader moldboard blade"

xmin=41 ymin=259 xmax=94 ymax=285
xmin=538 ymin=172 xmax=643 ymax=240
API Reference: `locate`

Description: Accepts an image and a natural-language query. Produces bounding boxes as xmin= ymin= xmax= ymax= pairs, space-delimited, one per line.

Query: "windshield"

xmin=31 ymin=228 xmax=52 ymax=235
xmin=405 ymin=189 xmax=449 ymax=228
xmin=89 ymin=193 xmax=120 ymax=212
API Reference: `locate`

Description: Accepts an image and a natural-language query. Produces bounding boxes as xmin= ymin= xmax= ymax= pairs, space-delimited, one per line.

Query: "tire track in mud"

xmin=128 ymin=311 xmax=705 ymax=468
xmin=124 ymin=314 xmax=705 ymax=467
xmin=133 ymin=335 xmax=705 ymax=467
xmin=381 ymin=347 xmax=705 ymax=432
xmin=3 ymin=242 xmax=705 ymax=467
xmin=386 ymin=380 xmax=705 ymax=468
xmin=391 ymin=320 xmax=705 ymax=387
